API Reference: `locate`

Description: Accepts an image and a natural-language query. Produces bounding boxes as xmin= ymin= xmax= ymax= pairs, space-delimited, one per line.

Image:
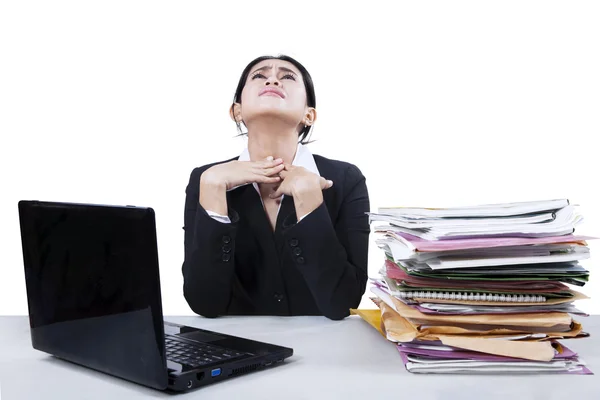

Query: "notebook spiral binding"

xmin=397 ymin=291 xmax=547 ymax=303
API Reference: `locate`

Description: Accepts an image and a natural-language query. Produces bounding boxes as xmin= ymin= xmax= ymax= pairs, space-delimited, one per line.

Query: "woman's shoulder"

xmin=189 ymin=156 xmax=238 ymax=175
xmin=312 ymin=154 xmax=366 ymax=185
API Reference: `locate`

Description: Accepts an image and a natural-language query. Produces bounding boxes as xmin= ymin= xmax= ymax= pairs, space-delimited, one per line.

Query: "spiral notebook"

xmin=371 ymin=286 xmax=576 ymax=331
xmin=395 ymin=291 xmax=549 ymax=303
xmin=374 ymin=276 xmax=576 ymax=304
xmin=372 ymin=283 xmax=586 ymax=307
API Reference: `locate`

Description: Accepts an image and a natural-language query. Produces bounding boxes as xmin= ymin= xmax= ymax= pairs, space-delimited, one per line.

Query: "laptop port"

xmin=211 ymin=368 xmax=221 ymax=377
xmin=196 ymin=371 xmax=205 ymax=381
xmin=187 ymin=380 xmax=193 ymax=389
xmin=265 ymin=361 xmax=273 ymax=367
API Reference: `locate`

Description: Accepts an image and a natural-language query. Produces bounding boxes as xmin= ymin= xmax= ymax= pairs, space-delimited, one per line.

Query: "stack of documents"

xmin=358 ymin=199 xmax=595 ymax=374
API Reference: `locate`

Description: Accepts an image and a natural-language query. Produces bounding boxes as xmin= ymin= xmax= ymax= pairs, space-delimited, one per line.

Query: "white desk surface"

xmin=0 ymin=315 xmax=599 ymax=400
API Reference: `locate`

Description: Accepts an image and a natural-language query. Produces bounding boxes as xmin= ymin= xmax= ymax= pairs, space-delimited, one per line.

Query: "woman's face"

xmin=238 ymin=59 xmax=311 ymax=129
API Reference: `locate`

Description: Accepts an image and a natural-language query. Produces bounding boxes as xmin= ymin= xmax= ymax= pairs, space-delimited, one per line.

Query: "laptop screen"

xmin=18 ymin=201 xmax=168 ymax=389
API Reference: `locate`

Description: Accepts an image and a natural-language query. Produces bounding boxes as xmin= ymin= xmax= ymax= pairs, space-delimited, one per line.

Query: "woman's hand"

xmin=201 ymin=156 xmax=285 ymax=190
xmin=269 ymin=165 xmax=333 ymax=198
xmin=199 ymin=156 xmax=285 ymax=215
xmin=269 ymin=164 xmax=333 ymax=219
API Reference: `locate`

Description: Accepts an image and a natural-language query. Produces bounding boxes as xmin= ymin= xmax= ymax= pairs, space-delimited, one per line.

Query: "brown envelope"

xmin=376 ymin=301 xmax=584 ymax=361
xmin=350 ymin=308 xmax=385 ymax=337
xmin=388 ymin=294 xmax=574 ymax=329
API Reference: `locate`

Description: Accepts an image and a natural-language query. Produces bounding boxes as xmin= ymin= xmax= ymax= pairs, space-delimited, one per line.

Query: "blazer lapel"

xmin=231 ymin=184 xmax=274 ymax=241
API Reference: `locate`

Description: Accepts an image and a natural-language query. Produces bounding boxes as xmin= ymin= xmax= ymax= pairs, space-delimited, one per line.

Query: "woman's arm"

xmin=281 ymin=164 xmax=370 ymax=320
xmin=181 ymin=158 xmax=285 ymax=317
xmin=181 ymin=167 xmax=239 ymax=318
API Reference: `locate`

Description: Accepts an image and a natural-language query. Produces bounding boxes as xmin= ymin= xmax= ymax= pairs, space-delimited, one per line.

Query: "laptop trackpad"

xmin=178 ymin=330 xmax=227 ymax=343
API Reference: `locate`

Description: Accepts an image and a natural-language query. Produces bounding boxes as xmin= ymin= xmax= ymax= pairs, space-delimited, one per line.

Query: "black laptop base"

xmin=163 ymin=321 xmax=293 ymax=392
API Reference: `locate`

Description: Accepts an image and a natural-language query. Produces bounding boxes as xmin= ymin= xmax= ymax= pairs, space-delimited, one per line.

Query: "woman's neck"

xmin=246 ymin=122 xmax=299 ymax=165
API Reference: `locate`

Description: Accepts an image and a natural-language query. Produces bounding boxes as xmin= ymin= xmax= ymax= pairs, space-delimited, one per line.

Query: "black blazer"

xmin=181 ymin=154 xmax=370 ymax=320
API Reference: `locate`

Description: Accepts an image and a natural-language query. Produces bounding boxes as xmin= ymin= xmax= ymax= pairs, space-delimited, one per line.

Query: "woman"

xmin=182 ymin=55 xmax=370 ymax=320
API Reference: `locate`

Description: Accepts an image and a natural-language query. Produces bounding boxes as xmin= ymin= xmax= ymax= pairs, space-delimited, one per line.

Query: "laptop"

xmin=17 ymin=200 xmax=293 ymax=392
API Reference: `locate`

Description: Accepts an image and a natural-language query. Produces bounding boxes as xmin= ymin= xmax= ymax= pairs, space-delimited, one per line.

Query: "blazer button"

xmin=222 ymin=235 xmax=231 ymax=244
xmin=289 ymin=238 xmax=298 ymax=247
xmin=296 ymin=256 xmax=305 ymax=264
xmin=274 ymin=293 xmax=284 ymax=302
xmin=222 ymin=253 xmax=231 ymax=262
xmin=293 ymin=247 xmax=302 ymax=256
xmin=222 ymin=244 xmax=231 ymax=253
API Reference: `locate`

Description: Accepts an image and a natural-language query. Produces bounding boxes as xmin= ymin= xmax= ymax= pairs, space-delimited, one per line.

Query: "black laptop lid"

xmin=18 ymin=201 xmax=168 ymax=390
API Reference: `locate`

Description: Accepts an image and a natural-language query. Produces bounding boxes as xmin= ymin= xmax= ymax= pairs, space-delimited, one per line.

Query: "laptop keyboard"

xmin=165 ymin=335 xmax=246 ymax=368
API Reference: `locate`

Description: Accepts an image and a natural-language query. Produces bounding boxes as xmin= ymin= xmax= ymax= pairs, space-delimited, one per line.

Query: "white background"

xmin=1 ymin=1 xmax=598 ymax=316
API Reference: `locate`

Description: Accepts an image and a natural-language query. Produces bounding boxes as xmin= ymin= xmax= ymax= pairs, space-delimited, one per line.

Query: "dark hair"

xmin=232 ymin=54 xmax=316 ymax=144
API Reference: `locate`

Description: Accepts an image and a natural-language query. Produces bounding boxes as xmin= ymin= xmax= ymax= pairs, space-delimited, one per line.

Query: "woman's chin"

xmin=245 ymin=108 xmax=301 ymax=122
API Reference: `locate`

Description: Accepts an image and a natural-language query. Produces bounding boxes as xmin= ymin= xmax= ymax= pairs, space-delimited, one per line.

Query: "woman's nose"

xmin=265 ymin=77 xmax=280 ymax=86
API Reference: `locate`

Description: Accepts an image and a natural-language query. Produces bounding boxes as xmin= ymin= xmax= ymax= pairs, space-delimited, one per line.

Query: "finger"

xmin=256 ymin=175 xmax=281 ymax=184
xmin=261 ymin=157 xmax=283 ymax=167
xmin=319 ymin=177 xmax=327 ymax=188
xmin=320 ymin=177 xmax=333 ymax=190
xmin=270 ymin=187 xmax=284 ymax=198
xmin=278 ymin=169 xmax=288 ymax=179
xmin=262 ymin=163 xmax=285 ymax=176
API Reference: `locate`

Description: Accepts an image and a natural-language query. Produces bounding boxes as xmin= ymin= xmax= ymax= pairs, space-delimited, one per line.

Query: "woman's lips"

xmin=259 ymin=88 xmax=285 ymax=98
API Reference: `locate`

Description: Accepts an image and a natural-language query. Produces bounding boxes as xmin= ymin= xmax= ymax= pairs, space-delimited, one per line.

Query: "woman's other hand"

xmin=269 ymin=164 xmax=333 ymax=219
xmin=269 ymin=164 xmax=333 ymax=199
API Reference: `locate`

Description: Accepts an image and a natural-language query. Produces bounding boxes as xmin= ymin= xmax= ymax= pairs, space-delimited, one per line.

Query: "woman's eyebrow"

xmin=278 ymin=66 xmax=297 ymax=75
xmin=251 ymin=65 xmax=272 ymax=75
xmin=251 ymin=65 xmax=298 ymax=76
